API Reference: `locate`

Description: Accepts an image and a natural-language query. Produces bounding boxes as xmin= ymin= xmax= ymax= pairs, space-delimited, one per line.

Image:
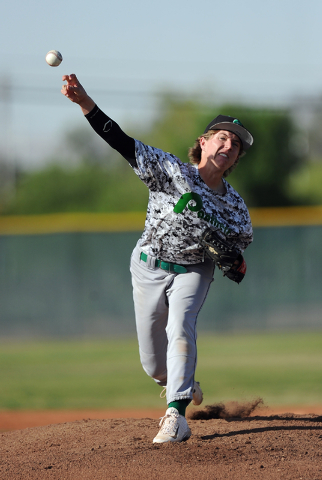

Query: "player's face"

xmin=199 ymin=130 xmax=241 ymax=174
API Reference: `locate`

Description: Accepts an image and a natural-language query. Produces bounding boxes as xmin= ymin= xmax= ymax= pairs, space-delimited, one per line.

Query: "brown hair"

xmin=188 ymin=129 xmax=243 ymax=178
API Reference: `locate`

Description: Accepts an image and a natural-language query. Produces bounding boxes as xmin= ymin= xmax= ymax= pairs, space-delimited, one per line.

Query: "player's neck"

xmin=198 ymin=164 xmax=226 ymax=194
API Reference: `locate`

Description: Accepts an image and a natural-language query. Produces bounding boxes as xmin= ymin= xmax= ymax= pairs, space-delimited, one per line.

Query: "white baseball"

xmin=45 ymin=50 xmax=63 ymax=67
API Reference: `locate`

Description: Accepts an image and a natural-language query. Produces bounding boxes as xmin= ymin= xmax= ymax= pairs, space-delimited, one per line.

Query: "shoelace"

xmin=160 ymin=387 xmax=167 ymax=399
xmin=158 ymin=412 xmax=179 ymax=436
xmin=160 ymin=384 xmax=201 ymax=399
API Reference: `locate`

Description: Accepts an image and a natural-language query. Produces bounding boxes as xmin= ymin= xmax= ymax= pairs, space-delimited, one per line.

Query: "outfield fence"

xmin=1 ymin=207 xmax=322 ymax=338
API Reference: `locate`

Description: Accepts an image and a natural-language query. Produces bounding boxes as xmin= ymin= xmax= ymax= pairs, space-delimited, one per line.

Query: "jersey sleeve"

xmin=232 ymin=207 xmax=253 ymax=253
xmin=237 ymin=217 xmax=253 ymax=253
xmin=132 ymin=140 xmax=183 ymax=192
xmin=220 ymin=180 xmax=253 ymax=254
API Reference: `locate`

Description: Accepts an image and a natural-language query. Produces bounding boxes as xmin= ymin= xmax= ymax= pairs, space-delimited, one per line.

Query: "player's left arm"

xmin=223 ymin=229 xmax=252 ymax=284
xmin=200 ymin=227 xmax=251 ymax=284
xmin=224 ymin=253 xmax=247 ymax=284
xmin=225 ymin=226 xmax=252 ymax=284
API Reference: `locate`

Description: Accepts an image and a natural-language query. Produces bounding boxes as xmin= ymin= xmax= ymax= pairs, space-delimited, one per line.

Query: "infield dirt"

xmin=1 ymin=402 xmax=322 ymax=479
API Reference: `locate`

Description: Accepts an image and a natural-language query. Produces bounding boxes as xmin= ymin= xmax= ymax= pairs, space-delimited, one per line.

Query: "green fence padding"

xmin=0 ymin=227 xmax=321 ymax=338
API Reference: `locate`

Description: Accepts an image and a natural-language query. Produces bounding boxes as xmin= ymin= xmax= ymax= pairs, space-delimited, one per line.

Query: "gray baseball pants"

xmin=130 ymin=244 xmax=214 ymax=405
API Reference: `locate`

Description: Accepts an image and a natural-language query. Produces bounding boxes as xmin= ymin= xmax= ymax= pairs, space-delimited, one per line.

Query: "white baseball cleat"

xmin=192 ymin=381 xmax=203 ymax=406
xmin=153 ymin=407 xmax=191 ymax=444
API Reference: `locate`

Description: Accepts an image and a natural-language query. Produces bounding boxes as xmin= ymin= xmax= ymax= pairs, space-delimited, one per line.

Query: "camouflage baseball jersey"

xmin=132 ymin=140 xmax=253 ymax=265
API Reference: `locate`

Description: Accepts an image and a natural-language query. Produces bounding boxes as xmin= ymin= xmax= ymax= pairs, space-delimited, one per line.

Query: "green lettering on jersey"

xmin=173 ymin=192 xmax=232 ymax=235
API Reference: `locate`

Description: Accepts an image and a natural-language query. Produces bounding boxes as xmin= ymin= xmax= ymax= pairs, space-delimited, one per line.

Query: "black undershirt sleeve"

xmin=85 ymin=105 xmax=137 ymax=167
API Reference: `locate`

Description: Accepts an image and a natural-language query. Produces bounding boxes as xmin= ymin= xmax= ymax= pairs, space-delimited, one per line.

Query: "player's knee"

xmin=144 ymin=365 xmax=167 ymax=382
xmin=141 ymin=359 xmax=167 ymax=382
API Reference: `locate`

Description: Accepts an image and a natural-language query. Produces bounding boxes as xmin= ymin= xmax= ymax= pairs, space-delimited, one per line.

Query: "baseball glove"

xmin=200 ymin=228 xmax=247 ymax=284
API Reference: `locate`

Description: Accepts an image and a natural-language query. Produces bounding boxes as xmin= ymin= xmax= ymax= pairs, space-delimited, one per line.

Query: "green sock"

xmin=168 ymin=400 xmax=190 ymax=417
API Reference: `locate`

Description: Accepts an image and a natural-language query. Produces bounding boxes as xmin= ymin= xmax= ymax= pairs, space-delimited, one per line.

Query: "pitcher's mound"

xmin=1 ymin=410 xmax=322 ymax=479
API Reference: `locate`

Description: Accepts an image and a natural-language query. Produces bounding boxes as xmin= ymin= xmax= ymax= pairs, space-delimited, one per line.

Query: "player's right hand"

xmin=61 ymin=74 xmax=87 ymax=104
xmin=61 ymin=74 xmax=96 ymax=114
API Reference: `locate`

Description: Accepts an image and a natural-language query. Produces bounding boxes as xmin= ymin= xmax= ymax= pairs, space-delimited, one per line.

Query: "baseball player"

xmin=61 ymin=74 xmax=253 ymax=444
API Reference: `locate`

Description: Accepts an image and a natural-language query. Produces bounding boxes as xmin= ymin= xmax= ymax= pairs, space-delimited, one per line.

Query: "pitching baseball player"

xmin=61 ymin=74 xmax=253 ymax=444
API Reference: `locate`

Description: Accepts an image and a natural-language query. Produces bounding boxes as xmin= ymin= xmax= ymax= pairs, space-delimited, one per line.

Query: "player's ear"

xmin=199 ymin=136 xmax=207 ymax=151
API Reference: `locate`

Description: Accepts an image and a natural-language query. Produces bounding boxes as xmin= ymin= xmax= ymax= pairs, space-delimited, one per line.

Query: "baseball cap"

xmin=203 ymin=115 xmax=253 ymax=151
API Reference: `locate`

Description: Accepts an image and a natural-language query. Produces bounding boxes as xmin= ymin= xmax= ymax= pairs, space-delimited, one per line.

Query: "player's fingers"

xmin=62 ymin=74 xmax=78 ymax=86
xmin=61 ymin=85 xmax=70 ymax=96
xmin=61 ymin=82 xmax=73 ymax=92
xmin=68 ymin=74 xmax=79 ymax=86
xmin=62 ymin=74 xmax=73 ymax=85
xmin=61 ymin=75 xmax=87 ymax=104
xmin=61 ymin=85 xmax=77 ymax=101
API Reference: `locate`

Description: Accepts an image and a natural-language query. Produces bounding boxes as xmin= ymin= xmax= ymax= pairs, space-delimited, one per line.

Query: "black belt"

xmin=140 ymin=252 xmax=187 ymax=274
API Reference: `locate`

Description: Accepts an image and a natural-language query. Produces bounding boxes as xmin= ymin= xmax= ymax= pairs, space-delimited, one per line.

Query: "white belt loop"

xmin=140 ymin=251 xmax=157 ymax=270
xmin=146 ymin=254 xmax=157 ymax=270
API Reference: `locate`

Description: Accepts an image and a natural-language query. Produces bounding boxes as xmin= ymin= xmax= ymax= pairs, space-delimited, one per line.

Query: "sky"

xmin=1 ymin=0 xmax=322 ymax=169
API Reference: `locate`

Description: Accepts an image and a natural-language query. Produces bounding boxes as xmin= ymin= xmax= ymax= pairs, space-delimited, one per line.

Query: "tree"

xmin=222 ymin=106 xmax=304 ymax=207
xmin=2 ymin=93 xmax=307 ymax=215
xmin=4 ymin=164 xmax=148 ymax=215
xmin=140 ymin=95 xmax=305 ymax=207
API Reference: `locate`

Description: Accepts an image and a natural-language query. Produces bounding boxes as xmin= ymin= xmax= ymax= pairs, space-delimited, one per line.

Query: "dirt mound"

xmin=1 ymin=406 xmax=322 ymax=479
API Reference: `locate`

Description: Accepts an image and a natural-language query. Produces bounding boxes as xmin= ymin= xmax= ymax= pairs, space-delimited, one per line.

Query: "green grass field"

xmin=1 ymin=332 xmax=321 ymax=411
